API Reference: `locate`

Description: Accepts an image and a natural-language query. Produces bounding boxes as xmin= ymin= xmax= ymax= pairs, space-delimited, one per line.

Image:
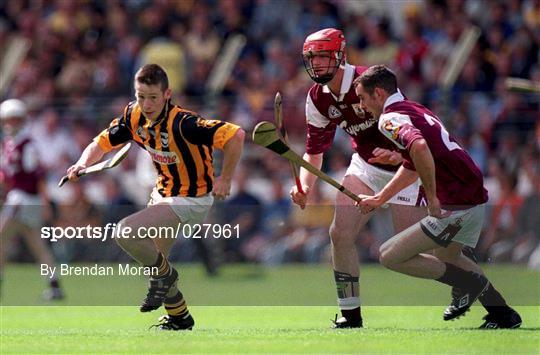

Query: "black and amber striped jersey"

xmin=93 ymin=100 xmax=240 ymax=198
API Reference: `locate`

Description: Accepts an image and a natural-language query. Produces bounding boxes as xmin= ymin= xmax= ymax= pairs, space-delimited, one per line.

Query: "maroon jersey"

xmin=305 ymin=64 xmax=399 ymax=172
xmin=0 ymin=129 xmax=43 ymax=195
xmin=378 ymin=92 xmax=488 ymax=208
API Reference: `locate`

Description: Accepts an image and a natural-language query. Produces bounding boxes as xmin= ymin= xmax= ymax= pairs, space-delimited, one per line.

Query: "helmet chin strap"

xmin=312 ymin=75 xmax=334 ymax=85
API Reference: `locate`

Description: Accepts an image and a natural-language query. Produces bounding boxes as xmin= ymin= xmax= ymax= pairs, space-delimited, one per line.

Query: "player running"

xmin=0 ymin=99 xmax=64 ymax=300
xmin=291 ymin=28 xmax=428 ymax=328
xmin=66 ymin=64 xmax=245 ymax=330
xmin=354 ymin=65 xmax=521 ymax=329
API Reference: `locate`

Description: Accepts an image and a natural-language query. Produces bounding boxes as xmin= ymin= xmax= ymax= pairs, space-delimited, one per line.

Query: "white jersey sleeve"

xmin=378 ymin=112 xmax=414 ymax=150
xmin=305 ymin=93 xmax=330 ymax=128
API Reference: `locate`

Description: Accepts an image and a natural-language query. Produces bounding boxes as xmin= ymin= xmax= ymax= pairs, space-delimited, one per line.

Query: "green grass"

xmin=1 ymin=264 xmax=539 ymax=354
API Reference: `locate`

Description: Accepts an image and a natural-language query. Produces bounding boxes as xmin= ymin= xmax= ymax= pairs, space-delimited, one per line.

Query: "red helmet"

xmin=302 ymin=28 xmax=346 ymax=84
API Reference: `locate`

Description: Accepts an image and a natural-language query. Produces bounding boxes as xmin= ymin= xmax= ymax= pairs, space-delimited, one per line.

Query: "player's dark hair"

xmin=353 ymin=65 xmax=397 ymax=95
xmin=135 ymin=64 xmax=169 ymax=91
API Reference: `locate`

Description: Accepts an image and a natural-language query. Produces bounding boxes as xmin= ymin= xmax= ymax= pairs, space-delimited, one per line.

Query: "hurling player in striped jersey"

xmin=66 ymin=64 xmax=245 ymax=330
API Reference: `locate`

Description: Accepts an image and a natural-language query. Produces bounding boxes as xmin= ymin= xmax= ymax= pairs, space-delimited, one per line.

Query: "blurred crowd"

xmin=1 ymin=0 xmax=539 ymax=269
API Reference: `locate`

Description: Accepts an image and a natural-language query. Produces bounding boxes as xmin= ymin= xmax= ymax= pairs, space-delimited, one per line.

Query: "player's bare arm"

xmin=213 ymin=128 xmax=245 ymax=200
xmin=408 ymin=139 xmax=442 ymax=218
xmin=357 ymin=165 xmax=418 ymax=214
xmin=66 ymin=141 xmax=106 ymax=181
xmin=290 ymin=152 xmax=323 ymax=209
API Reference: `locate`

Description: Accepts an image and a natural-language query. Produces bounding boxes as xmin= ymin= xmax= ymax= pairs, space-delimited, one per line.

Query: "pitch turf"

xmin=1 ymin=264 xmax=539 ymax=354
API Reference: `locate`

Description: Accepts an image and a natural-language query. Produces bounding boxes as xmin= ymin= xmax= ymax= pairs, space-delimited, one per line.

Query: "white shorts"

xmin=0 ymin=189 xmax=42 ymax=228
xmin=148 ymin=188 xmax=214 ymax=225
xmin=345 ymin=153 xmax=424 ymax=206
xmin=420 ymin=204 xmax=485 ymax=248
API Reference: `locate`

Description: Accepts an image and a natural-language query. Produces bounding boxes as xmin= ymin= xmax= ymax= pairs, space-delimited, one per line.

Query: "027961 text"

xmin=181 ymin=224 xmax=240 ymax=239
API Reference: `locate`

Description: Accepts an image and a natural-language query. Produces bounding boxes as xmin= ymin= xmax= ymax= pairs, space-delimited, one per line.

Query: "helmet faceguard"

xmin=302 ymin=28 xmax=346 ymax=85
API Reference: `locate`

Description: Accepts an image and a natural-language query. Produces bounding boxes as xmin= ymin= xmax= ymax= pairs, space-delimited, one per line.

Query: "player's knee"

xmin=378 ymin=251 xmax=394 ymax=268
xmin=329 ymin=224 xmax=356 ymax=248
xmin=114 ymin=219 xmax=132 ymax=248
xmin=378 ymin=243 xmax=395 ymax=268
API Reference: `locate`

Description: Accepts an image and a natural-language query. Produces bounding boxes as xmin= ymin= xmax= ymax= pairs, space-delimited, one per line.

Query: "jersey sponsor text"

xmin=146 ymin=146 xmax=178 ymax=165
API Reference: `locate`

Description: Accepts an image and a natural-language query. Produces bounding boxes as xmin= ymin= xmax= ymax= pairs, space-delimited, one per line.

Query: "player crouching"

xmin=354 ymin=65 xmax=521 ymax=329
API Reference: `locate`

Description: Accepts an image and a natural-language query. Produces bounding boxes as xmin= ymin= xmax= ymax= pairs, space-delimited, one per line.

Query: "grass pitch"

xmin=1 ymin=264 xmax=539 ymax=354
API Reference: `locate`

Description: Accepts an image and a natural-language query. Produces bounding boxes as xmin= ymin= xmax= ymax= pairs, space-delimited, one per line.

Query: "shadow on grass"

xmin=211 ymin=267 xmax=267 ymax=281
